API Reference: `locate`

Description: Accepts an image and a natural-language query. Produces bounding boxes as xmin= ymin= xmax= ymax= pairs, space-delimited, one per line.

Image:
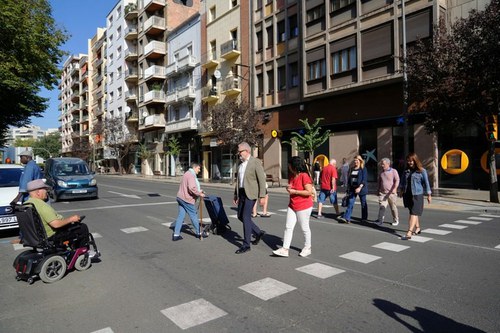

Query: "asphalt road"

xmin=0 ymin=175 xmax=499 ymax=333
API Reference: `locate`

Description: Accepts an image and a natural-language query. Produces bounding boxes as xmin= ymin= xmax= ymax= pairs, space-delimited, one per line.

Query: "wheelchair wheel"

xmin=39 ymin=255 xmax=67 ymax=283
xmin=74 ymin=254 xmax=91 ymax=271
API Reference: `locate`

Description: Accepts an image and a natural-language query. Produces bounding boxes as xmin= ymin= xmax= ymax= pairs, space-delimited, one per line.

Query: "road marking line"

xmin=108 ymin=191 xmax=141 ymax=199
xmin=99 ymin=183 xmax=177 ymax=199
xmin=161 ymin=299 xmax=227 ymax=330
xmin=91 ymin=328 xmax=114 ymax=333
xmin=468 ymin=216 xmax=492 ymax=221
xmin=372 ymin=242 xmax=410 ymax=252
xmin=495 ymin=244 xmax=500 ymax=249
xmin=239 ymin=277 xmax=297 ymax=301
xmin=480 ymin=214 xmax=500 ymax=218
xmin=406 ymin=235 xmax=433 ymax=243
xmin=422 ymin=228 xmax=452 ymax=235
xmin=121 ymin=226 xmax=148 ymax=234
xmin=296 ymin=263 xmax=345 ymax=279
xmin=453 ymin=219 xmax=482 ymax=225
xmin=58 ymin=201 xmax=177 ymax=213
xmin=339 ymin=251 xmax=381 ymax=264
xmin=439 ymin=223 xmax=468 ymax=230
xmin=92 ymin=232 xmax=102 ymax=238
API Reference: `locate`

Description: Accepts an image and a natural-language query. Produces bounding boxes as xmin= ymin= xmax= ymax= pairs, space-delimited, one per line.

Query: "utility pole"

xmin=402 ymin=0 xmax=409 ymax=158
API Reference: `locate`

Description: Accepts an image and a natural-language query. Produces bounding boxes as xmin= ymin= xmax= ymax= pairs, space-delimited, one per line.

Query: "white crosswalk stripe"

xmin=406 ymin=235 xmax=433 ymax=243
xmin=372 ymin=242 xmax=410 ymax=252
xmin=422 ymin=228 xmax=452 ymax=235
xmin=439 ymin=223 xmax=468 ymax=229
xmin=239 ymin=277 xmax=297 ymax=300
xmin=161 ymin=298 xmax=227 ymax=330
xmin=90 ymin=328 xmax=114 ymax=333
xmin=480 ymin=214 xmax=500 ymax=218
xmin=296 ymin=263 xmax=345 ymax=279
xmin=339 ymin=251 xmax=381 ymax=264
xmin=467 ymin=216 xmax=492 ymax=221
xmin=120 ymin=226 xmax=148 ymax=233
xmin=453 ymin=219 xmax=482 ymax=225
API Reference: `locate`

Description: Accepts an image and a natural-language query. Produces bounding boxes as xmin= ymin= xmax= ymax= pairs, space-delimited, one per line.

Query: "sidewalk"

xmin=101 ymin=173 xmax=500 ymax=212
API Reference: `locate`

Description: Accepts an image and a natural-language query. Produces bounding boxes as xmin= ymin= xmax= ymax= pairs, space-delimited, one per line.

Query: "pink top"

xmin=177 ymin=170 xmax=202 ymax=204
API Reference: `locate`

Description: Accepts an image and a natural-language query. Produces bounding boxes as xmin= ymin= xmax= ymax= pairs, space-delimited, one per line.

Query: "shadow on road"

xmin=373 ymin=299 xmax=486 ymax=332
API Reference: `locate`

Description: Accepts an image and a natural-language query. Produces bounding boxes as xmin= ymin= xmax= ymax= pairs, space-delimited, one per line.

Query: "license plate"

xmin=72 ymin=189 xmax=88 ymax=194
xmin=0 ymin=216 xmax=17 ymax=224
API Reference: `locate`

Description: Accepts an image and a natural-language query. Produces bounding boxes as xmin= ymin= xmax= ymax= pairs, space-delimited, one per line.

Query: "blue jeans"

xmin=173 ymin=198 xmax=200 ymax=236
xmin=343 ymin=192 xmax=368 ymax=222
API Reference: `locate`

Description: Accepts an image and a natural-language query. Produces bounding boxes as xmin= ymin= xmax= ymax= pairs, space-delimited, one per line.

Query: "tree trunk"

xmin=488 ymin=141 xmax=499 ymax=203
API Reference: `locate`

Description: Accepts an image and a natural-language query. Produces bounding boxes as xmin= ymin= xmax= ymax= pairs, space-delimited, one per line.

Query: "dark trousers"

xmin=237 ymin=189 xmax=262 ymax=248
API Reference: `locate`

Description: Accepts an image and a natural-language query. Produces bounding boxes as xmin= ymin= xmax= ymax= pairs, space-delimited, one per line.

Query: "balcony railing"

xmin=142 ymin=114 xmax=166 ymax=128
xmin=165 ymin=117 xmax=198 ymax=133
xmin=220 ymin=39 xmax=240 ymax=59
xmin=143 ymin=0 xmax=166 ymax=12
xmin=201 ymin=51 xmax=219 ymax=68
xmin=142 ymin=90 xmax=166 ymax=104
xmin=124 ymin=25 xmax=138 ymax=40
xmin=201 ymin=86 xmax=219 ymax=103
xmin=166 ymin=85 xmax=195 ymax=104
xmin=166 ymin=55 xmax=197 ymax=77
xmin=222 ymin=76 xmax=241 ymax=96
xmin=125 ymin=68 xmax=138 ymax=82
xmin=143 ymin=16 xmax=165 ymax=35
xmin=144 ymin=41 xmax=166 ymax=58
xmin=144 ymin=65 xmax=166 ymax=80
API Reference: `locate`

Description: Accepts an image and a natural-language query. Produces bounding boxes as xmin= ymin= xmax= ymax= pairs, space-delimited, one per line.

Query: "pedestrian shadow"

xmin=372 ymin=298 xmax=486 ymax=332
xmin=346 ymin=217 xmax=400 ymax=237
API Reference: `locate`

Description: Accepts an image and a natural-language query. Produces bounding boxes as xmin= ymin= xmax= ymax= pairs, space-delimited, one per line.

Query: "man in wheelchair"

xmin=13 ymin=179 xmax=100 ymax=284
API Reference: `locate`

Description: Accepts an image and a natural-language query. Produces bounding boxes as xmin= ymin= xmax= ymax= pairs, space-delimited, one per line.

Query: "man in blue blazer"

xmin=233 ymin=142 xmax=267 ymax=254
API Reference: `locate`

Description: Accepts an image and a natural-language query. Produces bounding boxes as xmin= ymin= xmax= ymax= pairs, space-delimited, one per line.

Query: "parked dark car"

xmin=45 ymin=158 xmax=98 ymax=202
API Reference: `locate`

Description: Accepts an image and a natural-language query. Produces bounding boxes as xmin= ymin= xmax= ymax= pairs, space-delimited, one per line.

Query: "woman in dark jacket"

xmin=338 ymin=155 xmax=368 ymax=223
xmin=398 ymin=152 xmax=432 ymax=240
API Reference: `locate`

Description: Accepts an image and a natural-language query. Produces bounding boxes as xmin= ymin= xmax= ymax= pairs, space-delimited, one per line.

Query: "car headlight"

xmin=57 ymin=180 xmax=68 ymax=188
xmin=90 ymin=178 xmax=97 ymax=186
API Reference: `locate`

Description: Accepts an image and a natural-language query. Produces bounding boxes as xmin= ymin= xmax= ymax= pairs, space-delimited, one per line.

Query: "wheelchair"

xmin=12 ymin=203 xmax=100 ymax=284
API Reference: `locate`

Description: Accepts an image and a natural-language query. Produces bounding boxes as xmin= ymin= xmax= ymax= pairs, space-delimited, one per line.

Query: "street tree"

xmin=406 ymin=0 xmax=500 ymax=202
xmin=283 ymin=118 xmax=331 ymax=163
xmin=33 ymin=132 xmax=61 ymax=159
xmin=0 ymin=0 xmax=68 ymax=146
xmin=14 ymin=138 xmax=37 ymax=148
xmin=104 ymin=116 xmax=133 ymax=174
xmin=166 ymin=136 xmax=181 ymax=176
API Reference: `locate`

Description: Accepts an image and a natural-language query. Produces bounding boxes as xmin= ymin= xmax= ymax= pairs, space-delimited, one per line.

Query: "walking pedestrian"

xmin=338 ymin=155 xmax=368 ymax=223
xmin=172 ymin=163 xmax=207 ymax=241
xmin=398 ymin=152 xmax=432 ymax=240
xmin=233 ymin=142 xmax=267 ymax=254
xmin=340 ymin=158 xmax=349 ymax=187
xmin=316 ymin=158 xmax=340 ymax=218
xmin=313 ymin=161 xmax=321 ymax=185
xmin=10 ymin=149 xmax=42 ymax=244
xmin=252 ymin=183 xmax=270 ymax=217
xmin=374 ymin=158 xmax=400 ymax=227
xmin=272 ymin=156 xmax=314 ymax=257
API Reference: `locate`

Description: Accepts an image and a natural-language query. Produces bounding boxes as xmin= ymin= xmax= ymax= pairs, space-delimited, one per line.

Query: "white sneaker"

xmin=299 ymin=247 xmax=311 ymax=257
xmin=391 ymin=219 xmax=399 ymax=226
xmin=272 ymin=248 xmax=289 ymax=257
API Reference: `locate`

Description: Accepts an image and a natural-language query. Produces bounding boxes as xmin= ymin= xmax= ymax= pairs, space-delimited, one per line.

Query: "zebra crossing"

xmin=10 ymin=211 xmax=498 ymax=331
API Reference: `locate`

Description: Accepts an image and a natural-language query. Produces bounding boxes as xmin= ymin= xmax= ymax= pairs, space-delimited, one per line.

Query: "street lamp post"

xmin=401 ymin=0 xmax=410 ymax=158
xmin=401 ymin=0 xmax=409 ymax=158
xmin=32 ymin=147 xmax=52 ymax=159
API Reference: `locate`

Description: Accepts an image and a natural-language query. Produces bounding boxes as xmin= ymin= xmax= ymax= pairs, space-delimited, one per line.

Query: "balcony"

xmin=201 ymin=86 xmax=219 ymax=103
xmin=143 ymin=16 xmax=165 ymax=36
xmin=125 ymin=68 xmax=138 ymax=82
xmin=141 ymin=114 xmax=166 ymax=129
xmin=144 ymin=41 xmax=166 ymax=59
xmin=124 ymin=3 xmax=138 ymax=20
xmin=124 ymin=47 xmax=138 ymax=62
xmin=71 ymin=90 xmax=80 ymax=102
xmin=80 ymin=70 xmax=88 ymax=82
xmin=142 ymin=90 xmax=166 ymax=105
xmin=125 ymin=25 xmax=138 ymax=40
xmin=144 ymin=65 xmax=166 ymax=81
xmin=222 ymin=76 xmax=241 ymax=96
xmin=94 ymin=107 xmax=104 ymax=117
xmin=166 ymin=55 xmax=197 ymax=77
xmin=166 ymin=86 xmax=195 ymax=104
xmin=220 ymin=39 xmax=240 ymax=60
xmin=125 ymin=90 xmax=137 ymax=102
xmin=126 ymin=110 xmax=139 ymax=123
xmin=70 ymin=104 xmax=80 ymax=113
xmin=201 ymin=52 xmax=219 ymax=69
xmin=165 ymin=117 xmax=198 ymax=134
xmin=143 ymin=0 xmax=166 ymax=13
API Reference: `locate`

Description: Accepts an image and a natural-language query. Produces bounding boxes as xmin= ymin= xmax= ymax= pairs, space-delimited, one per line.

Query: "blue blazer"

xmin=348 ymin=167 xmax=368 ymax=195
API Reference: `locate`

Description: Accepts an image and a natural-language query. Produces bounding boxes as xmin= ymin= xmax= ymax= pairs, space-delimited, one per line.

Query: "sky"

xmin=30 ymin=0 xmax=119 ymax=130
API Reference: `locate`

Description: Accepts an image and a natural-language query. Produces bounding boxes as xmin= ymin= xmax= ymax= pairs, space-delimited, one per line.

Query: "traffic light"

xmin=485 ymin=115 xmax=498 ymax=141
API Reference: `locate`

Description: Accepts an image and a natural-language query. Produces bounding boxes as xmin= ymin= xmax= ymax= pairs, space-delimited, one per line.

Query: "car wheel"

xmin=39 ymin=255 xmax=66 ymax=283
xmin=74 ymin=254 xmax=91 ymax=271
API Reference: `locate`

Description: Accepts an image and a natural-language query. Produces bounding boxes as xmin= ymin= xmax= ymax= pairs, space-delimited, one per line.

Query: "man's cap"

xmin=18 ymin=149 xmax=33 ymax=157
xmin=27 ymin=179 xmax=51 ymax=192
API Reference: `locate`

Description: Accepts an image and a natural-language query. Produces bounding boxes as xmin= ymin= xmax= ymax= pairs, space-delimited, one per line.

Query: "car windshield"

xmin=54 ymin=162 xmax=90 ymax=176
xmin=0 ymin=168 xmax=23 ymax=187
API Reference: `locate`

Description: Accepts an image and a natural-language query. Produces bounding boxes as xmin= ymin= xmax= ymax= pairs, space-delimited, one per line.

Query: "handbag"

xmin=341 ymin=193 xmax=349 ymax=207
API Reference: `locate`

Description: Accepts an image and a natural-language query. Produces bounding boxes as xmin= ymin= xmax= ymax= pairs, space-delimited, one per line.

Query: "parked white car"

xmin=0 ymin=164 xmax=23 ymax=230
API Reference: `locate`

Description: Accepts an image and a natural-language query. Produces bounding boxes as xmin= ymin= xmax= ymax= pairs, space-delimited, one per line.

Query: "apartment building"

xmin=5 ymin=126 xmax=49 ymax=145
xmin=165 ymin=14 xmax=202 ymax=176
xmin=59 ymin=55 xmax=85 ymax=156
xmin=133 ymin=0 xmax=200 ymax=175
xmin=200 ymin=0 xmax=250 ymax=180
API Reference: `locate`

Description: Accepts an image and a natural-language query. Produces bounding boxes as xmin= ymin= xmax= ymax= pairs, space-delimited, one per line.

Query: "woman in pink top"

xmin=273 ymin=156 xmax=314 ymax=257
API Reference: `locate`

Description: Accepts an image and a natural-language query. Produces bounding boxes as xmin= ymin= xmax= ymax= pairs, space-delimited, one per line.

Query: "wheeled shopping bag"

xmin=203 ymin=195 xmax=231 ymax=235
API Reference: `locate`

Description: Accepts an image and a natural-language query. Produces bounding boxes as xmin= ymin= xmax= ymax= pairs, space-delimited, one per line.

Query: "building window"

xmin=331 ymin=46 xmax=357 ymax=74
xmin=307 ymin=59 xmax=326 ymax=81
xmin=209 ymin=6 xmax=216 ymax=21
xmin=256 ymin=30 xmax=263 ymax=51
xmin=117 ymin=26 xmax=122 ymax=39
xmin=277 ymin=20 xmax=286 ymax=43
xmin=278 ymin=65 xmax=286 ymax=90
xmin=289 ymin=62 xmax=299 ymax=87
xmin=288 ymin=15 xmax=298 ymax=38
xmin=256 ymin=0 xmax=262 ymax=10
xmin=256 ymin=73 xmax=263 ymax=96
xmin=117 ymin=66 xmax=122 ymax=79
xmin=267 ymin=69 xmax=274 ymax=94
xmin=210 ymin=41 xmax=216 ymax=58
xmin=330 ymin=0 xmax=355 ymax=12
xmin=361 ymin=23 xmax=393 ymax=66
xmin=306 ymin=5 xmax=325 ymax=24
xmin=231 ymin=0 xmax=238 ymax=8
xmin=266 ymin=26 xmax=273 ymax=48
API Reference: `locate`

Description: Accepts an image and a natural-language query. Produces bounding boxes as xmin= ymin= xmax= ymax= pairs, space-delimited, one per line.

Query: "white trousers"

xmin=283 ymin=207 xmax=313 ymax=250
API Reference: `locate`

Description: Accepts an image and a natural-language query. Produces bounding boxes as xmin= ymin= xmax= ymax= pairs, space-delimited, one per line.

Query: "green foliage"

xmin=33 ymin=132 xmax=61 ymax=159
xmin=407 ymin=0 xmax=500 ymax=134
xmin=0 ymin=0 xmax=68 ymax=145
xmin=14 ymin=138 xmax=37 ymax=147
xmin=138 ymin=143 xmax=152 ymax=160
xmin=166 ymin=136 xmax=181 ymax=157
xmin=283 ymin=118 xmax=331 ymax=160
